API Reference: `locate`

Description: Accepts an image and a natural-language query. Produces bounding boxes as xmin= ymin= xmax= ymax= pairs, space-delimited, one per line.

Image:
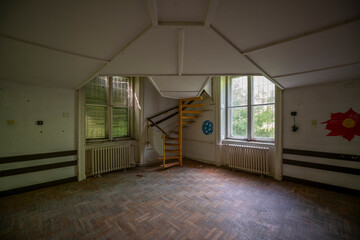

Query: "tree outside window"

xmin=228 ymin=76 xmax=275 ymax=141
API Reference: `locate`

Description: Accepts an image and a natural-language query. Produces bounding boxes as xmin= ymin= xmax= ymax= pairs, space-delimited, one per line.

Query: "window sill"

xmin=222 ymin=139 xmax=275 ymax=147
xmin=86 ymin=138 xmax=136 ymax=149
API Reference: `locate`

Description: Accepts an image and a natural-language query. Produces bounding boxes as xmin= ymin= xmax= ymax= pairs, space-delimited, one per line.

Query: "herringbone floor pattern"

xmin=1 ymin=159 xmax=359 ymax=240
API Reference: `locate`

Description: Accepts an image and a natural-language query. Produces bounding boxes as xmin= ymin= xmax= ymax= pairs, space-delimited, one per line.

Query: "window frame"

xmin=85 ymin=76 xmax=133 ymax=142
xmin=226 ymin=75 xmax=275 ymax=142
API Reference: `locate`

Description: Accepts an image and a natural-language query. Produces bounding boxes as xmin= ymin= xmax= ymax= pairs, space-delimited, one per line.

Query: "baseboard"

xmin=283 ymin=176 xmax=360 ymax=196
xmin=0 ymin=176 xmax=78 ymax=198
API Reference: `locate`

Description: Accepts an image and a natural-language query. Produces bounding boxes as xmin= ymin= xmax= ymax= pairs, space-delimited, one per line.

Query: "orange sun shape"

xmin=321 ymin=108 xmax=360 ymax=141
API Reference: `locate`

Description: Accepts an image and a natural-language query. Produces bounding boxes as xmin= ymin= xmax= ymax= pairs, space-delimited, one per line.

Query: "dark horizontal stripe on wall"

xmin=0 ymin=150 xmax=77 ymax=164
xmin=0 ymin=176 xmax=77 ymax=198
xmin=283 ymin=148 xmax=360 ymax=162
xmin=283 ymin=176 xmax=360 ymax=196
xmin=283 ymin=159 xmax=360 ymax=176
xmin=0 ymin=160 xmax=78 ymax=177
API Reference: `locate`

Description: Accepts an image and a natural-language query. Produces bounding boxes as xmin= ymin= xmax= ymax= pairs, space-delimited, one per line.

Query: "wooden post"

xmin=178 ymin=99 xmax=183 ymax=166
xmin=162 ymin=133 xmax=166 ymax=168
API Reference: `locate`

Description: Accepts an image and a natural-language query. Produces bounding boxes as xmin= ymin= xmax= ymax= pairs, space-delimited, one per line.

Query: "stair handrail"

xmin=148 ymin=100 xmax=196 ymax=127
xmin=147 ymin=118 xmax=167 ymax=136
xmin=147 ymin=96 xmax=203 ymax=168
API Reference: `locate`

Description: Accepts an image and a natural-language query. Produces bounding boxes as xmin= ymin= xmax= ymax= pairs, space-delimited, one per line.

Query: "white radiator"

xmin=225 ymin=144 xmax=270 ymax=175
xmin=89 ymin=145 xmax=132 ymax=176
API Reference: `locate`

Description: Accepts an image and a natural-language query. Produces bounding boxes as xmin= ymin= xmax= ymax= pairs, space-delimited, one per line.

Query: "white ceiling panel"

xmin=275 ymin=63 xmax=360 ymax=89
xmin=0 ymin=0 xmax=150 ymax=60
xmin=212 ymin=0 xmax=360 ymax=51
xmin=183 ymin=29 xmax=261 ymax=74
xmin=151 ymin=76 xmax=208 ymax=91
xmin=157 ymin=0 xmax=207 ymax=22
xmin=248 ymin=21 xmax=360 ymax=77
xmin=161 ymin=91 xmax=199 ymax=99
xmin=101 ymin=29 xmax=177 ymax=75
xmin=0 ymin=38 xmax=103 ymax=88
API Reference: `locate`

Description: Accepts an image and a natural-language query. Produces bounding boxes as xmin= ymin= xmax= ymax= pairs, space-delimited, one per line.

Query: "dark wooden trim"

xmin=283 ymin=159 xmax=360 ymax=175
xmin=0 ymin=176 xmax=77 ymax=197
xmin=0 ymin=150 xmax=77 ymax=164
xmin=150 ymin=100 xmax=196 ymax=126
xmin=283 ymin=176 xmax=360 ymax=196
xmin=153 ymin=112 xmax=178 ymax=125
xmin=0 ymin=160 xmax=78 ymax=177
xmin=283 ymin=148 xmax=360 ymax=162
xmin=148 ymin=106 xmax=178 ymax=120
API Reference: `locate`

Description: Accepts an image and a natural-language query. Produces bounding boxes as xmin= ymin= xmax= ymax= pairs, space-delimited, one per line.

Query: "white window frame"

xmin=85 ymin=76 xmax=133 ymax=142
xmin=226 ymin=75 xmax=275 ymax=142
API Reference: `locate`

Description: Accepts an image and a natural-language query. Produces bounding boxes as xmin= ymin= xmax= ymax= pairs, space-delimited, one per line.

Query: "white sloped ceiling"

xmin=0 ymin=0 xmax=359 ymax=96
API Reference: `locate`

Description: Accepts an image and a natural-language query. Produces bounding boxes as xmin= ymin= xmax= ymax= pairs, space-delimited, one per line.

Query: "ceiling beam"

xmin=178 ymin=30 xmax=185 ymax=76
xmin=272 ymin=61 xmax=360 ymax=79
xmin=243 ymin=17 xmax=360 ymax=55
xmin=210 ymin=26 xmax=285 ymax=90
xmin=0 ymin=33 xmax=110 ymax=63
xmin=204 ymin=0 xmax=219 ymax=28
xmin=146 ymin=0 xmax=158 ymax=28
xmin=198 ymin=76 xmax=213 ymax=97
xmin=76 ymin=25 xmax=152 ymax=89
xmin=148 ymin=76 xmax=162 ymax=93
xmin=157 ymin=22 xmax=205 ymax=30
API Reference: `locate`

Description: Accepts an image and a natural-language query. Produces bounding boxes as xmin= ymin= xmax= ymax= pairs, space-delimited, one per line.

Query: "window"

xmin=227 ymin=76 xmax=275 ymax=141
xmin=85 ymin=76 xmax=132 ymax=140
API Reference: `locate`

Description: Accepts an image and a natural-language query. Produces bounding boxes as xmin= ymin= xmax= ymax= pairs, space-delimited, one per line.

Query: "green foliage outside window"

xmin=230 ymin=76 xmax=275 ymax=140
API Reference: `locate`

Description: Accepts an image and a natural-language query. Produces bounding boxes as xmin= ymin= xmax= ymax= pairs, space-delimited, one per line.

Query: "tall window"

xmin=227 ymin=76 xmax=275 ymax=141
xmin=85 ymin=76 xmax=132 ymax=140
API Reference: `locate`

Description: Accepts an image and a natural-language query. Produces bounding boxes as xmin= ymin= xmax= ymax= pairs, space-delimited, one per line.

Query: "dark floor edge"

xmin=0 ymin=176 xmax=78 ymax=198
xmin=283 ymin=176 xmax=360 ymax=196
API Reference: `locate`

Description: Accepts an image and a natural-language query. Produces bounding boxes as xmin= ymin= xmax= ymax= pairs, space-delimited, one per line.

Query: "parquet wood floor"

xmin=1 ymin=159 xmax=359 ymax=240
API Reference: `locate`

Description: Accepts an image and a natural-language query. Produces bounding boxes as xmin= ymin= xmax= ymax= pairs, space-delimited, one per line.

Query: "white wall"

xmin=140 ymin=78 xmax=178 ymax=165
xmin=283 ymin=80 xmax=360 ymax=190
xmin=283 ymin=80 xmax=360 ymax=153
xmin=0 ymin=80 xmax=77 ymax=191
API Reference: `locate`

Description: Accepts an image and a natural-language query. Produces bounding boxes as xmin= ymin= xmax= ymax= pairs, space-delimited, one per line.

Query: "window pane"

xmin=86 ymin=77 xmax=108 ymax=104
xmin=231 ymin=76 xmax=247 ymax=106
xmin=253 ymin=105 xmax=275 ymax=139
xmin=231 ymin=107 xmax=247 ymax=138
xmin=113 ymin=77 xmax=130 ymax=107
xmin=86 ymin=106 xmax=107 ymax=139
xmin=113 ymin=108 xmax=129 ymax=138
xmin=253 ymin=76 xmax=275 ymax=104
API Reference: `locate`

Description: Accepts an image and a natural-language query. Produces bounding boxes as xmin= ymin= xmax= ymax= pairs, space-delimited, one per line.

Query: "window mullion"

xmin=226 ymin=76 xmax=230 ymax=138
xmin=109 ymin=77 xmax=113 ymax=141
xmin=247 ymin=76 xmax=252 ymax=140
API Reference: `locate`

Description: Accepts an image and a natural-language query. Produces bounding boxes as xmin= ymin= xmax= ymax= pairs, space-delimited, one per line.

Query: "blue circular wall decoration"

xmin=202 ymin=120 xmax=214 ymax=135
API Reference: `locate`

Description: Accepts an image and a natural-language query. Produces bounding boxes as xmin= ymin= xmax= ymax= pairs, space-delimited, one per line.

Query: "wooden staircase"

xmin=149 ymin=96 xmax=204 ymax=169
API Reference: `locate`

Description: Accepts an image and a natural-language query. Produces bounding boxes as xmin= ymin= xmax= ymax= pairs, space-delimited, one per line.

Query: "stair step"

xmin=182 ymin=110 xmax=203 ymax=114
xmin=165 ymin=149 xmax=180 ymax=153
xmin=182 ymin=116 xmax=198 ymax=119
xmin=181 ymin=104 xmax=204 ymax=108
xmin=165 ymin=143 xmax=179 ymax=146
xmin=160 ymin=162 xmax=180 ymax=168
xmin=179 ymin=97 xmax=203 ymax=102
xmin=157 ymin=156 xmax=180 ymax=160
xmin=167 ymin=137 xmax=178 ymax=140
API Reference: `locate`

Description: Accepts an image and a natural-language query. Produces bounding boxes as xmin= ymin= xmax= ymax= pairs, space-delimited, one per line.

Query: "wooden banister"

xmin=147 ymin=118 xmax=167 ymax=136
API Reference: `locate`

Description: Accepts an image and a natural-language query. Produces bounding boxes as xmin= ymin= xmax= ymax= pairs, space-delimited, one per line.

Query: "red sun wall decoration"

xmin=321 ymin=108 xmax=360 ymax=141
